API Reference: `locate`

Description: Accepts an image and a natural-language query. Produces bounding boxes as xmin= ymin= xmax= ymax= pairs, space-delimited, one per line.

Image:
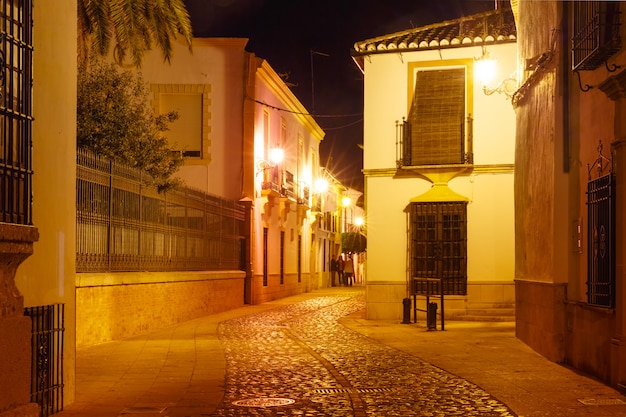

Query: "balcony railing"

xmin=572 ymin=1 xmax=621 ymax=71
xmin=396 ymin=115 xmax=473 ymax=168
xmin=261 ymin=171 xmax=311 ymax=207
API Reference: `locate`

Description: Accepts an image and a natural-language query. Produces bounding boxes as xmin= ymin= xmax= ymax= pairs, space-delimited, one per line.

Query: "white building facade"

xmin=353 ymin=7 xmax=517 ymax=321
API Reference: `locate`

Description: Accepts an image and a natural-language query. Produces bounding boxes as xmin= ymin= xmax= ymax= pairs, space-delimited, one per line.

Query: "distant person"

xmin=337 ymin=255 xmax=345 ymax=286
xmin=344 ymin=254 xmax=354 ymax=287
xmin=330 ymin=256 xmax=338 ymax=286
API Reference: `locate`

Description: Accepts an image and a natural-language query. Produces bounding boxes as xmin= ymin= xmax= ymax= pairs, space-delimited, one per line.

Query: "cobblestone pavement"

xmin=213 ymin=291 xmax=517 ymax=417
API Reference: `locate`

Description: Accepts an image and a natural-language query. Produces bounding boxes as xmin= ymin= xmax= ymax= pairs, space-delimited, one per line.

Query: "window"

xmin=263 ymin=227 xmax=268 ymax=286
xmin=586 ymin=174 xmax=615 ymax=308
xmin=297 ymin=234 xmax=302 ymax=282
xmin=280 ymin=230 xmax=285 ymax=284
xmin=572 ymin=1 xmax=621 ymax=71
xmin=406 ymin=68 xmax=466 ymax=166
xmin=0 ymin=0 xmax=33 ymax=225
xmin=152 ymin=84 xmax=210 ymax=158
xmin=160 ymin=93 xmax=202 ymax=157
xmin=409 ymin=202 xmax=467 ymax=295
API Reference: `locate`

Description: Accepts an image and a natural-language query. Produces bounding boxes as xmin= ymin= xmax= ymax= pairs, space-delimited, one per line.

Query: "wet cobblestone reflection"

xmin=212 ymin=292 xmax=517 ymax=417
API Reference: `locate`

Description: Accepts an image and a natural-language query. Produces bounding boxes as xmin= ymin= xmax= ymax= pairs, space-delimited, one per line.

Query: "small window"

xmin=572 ymin=1 xmax=621 ymax=71
xmin=160 ymin=93 xmax=203 ymax=157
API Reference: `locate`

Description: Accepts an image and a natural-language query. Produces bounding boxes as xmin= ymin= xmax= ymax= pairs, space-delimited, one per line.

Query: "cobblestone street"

xmin=213 ymin=291 xmax=516 ymax=416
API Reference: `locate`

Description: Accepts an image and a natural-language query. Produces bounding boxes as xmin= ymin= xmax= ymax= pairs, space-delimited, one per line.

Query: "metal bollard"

xmin=427 ymin=302 xmax=437 ymax=330
xmin=402 ymin=298 xmax=411 ymax=324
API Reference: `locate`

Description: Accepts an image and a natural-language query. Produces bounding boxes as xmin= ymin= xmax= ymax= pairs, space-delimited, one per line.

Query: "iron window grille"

xmin=572 ymin=1 xmax=621 ymax=71
xmin=0 ymin=0 xmax=33 ymax=225
xmin=409 ymin=202 xmax=468 ymax=296
xmin=586 ymin=173 xmax=615 ymax=308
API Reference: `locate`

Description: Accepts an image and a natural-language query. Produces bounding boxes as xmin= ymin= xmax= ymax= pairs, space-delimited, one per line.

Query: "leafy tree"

xmin=77 ymin=59 xmax=183 ymax=191
xmin=78 ymin=0 xmax=193 ymax=68
xmin=342 ymin=232 xmax=367 ymax=254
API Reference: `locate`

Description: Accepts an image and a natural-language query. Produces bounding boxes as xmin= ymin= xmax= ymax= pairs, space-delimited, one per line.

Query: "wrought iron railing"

xmin=572 ymin=1 xmax=621 ymax=71
xmin=396 ymin=115 xmax=473 ymax=168
xmin=76 ymin=149 xmax=246 ymax=272
xmin=24 ymin=304 xmax=64 ymax=417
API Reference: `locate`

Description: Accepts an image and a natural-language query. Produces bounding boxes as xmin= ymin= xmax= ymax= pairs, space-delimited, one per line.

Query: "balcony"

xmin=572 ymin=1 xmax=621 ymax=71
xmin=395 ymin=116 xmax=474 ymax=171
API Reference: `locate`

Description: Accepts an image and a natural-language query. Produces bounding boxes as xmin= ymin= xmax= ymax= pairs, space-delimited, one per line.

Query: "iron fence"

xmin=24 ymin=304 xmax=64 ymax=417
xmin=76 ymin=149 xmax=246 ymax=272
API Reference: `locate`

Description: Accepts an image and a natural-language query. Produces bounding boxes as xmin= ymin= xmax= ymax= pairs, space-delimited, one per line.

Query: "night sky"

xmin=183 ymin=0 xmax=498 ymax=192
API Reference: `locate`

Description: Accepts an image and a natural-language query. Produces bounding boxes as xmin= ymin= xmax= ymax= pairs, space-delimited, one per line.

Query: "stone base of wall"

xmin=366 ymin=281 xmax=515 ymax=322
xmin=76 ymin=271 xmax=245 ymax=348
xmin=0 ymin=316 xmax=36 ymax=415
xmin=251 ymin=273 xmax=313 ymax=305
xmin=515 ymin=279 xmax=566 ymax=362
xmin=0 ymin=404 xmax=39 ymax=417
xmin=0 ymin=224 xmax=39 ymax=417
xmin=565 ymin=301 xmax=616 ymax=385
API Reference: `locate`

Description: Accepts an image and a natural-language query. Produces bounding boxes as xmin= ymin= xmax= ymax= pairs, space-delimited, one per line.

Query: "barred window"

xmin=409 ymin=202 xmax=467 ymax=295
xmin=572 ymin=1 xmax=621 ymax=71
xmin=586 ymin=174 xmax=615 ymax=308
xmin=0 ymin=0 xmax=33 ymax=225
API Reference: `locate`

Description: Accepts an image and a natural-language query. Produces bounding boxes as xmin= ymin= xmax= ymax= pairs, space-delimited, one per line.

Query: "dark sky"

xmin=183 ymin=0 xmax=498 ymax=192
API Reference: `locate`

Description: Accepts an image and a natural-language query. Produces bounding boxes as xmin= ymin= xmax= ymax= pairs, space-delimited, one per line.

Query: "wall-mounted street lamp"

xmin=474 ymin=47 xmax=517 ymax=99
xmin=314 ymin=177 xmax=329 ymax=194
xmin=256 ymin=147 xmax=284 ymax=175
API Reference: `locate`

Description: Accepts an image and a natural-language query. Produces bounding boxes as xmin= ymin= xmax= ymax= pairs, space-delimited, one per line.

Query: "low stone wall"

xmin=515 ymin=279 xmax=566 ymax=362
xmin=76 ymin=271 xmax=245 ymax=348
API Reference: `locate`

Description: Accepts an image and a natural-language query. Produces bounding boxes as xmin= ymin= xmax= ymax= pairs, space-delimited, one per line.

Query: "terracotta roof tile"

xmin=353 ymin=7 xmax=516 ymax=55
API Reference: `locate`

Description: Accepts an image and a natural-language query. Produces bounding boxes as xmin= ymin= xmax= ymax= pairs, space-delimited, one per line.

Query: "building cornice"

xmin=256 ymin=60 xmax=325 ymax=141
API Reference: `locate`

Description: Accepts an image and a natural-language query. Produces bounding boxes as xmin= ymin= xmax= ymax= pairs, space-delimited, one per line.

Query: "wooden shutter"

xmin=408 ymin=68 xmax=465 ymax=165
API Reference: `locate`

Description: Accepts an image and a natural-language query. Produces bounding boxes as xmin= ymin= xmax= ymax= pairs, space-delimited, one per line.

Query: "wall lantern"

xmin=474 ymin=47 xmax=517 ymax=99
xmin=256 ymin=147 xmax=284 ymax=175
xmin=314 ymin=178 xmax=329 ymax=194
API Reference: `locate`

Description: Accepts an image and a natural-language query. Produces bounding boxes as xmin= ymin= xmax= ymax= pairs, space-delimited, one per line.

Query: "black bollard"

xmin=402 ymin=298 xmax=411 ymax=324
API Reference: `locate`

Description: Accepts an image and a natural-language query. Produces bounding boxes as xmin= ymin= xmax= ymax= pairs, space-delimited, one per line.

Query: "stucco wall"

xmin=13 ymin=0 xmax=78 ymax=407
xmin=362 ymin=38 xmax=517 ymax=321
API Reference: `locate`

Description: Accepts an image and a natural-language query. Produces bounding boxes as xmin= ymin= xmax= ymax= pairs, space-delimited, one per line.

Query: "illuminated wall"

xmin=360 ymin=28 xmax=517 ymax=320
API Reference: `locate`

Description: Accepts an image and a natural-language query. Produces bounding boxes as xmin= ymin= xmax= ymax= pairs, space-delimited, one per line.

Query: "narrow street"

xmin=59 ymin=288 xmax=626 ymax=417
xmin=213 ymin=291 xmax=515 ymax=416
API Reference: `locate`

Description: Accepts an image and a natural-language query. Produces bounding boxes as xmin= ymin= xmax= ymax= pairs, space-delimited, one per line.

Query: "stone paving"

xmin=212 ymin=291 xmax=517 ymax=417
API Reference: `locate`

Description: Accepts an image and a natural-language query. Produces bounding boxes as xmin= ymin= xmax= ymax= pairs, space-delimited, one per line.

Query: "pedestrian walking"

xmin=337 ymin=254 xmax=345 ymax=286
xmin=330 ymin=256 xmax=338 ymax=286
xmin=344 ymin=254 xmax=354 ymax=286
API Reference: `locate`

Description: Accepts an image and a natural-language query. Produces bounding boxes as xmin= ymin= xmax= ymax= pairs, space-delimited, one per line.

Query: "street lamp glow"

xmin=314 ymin=178 xmax=328 ymax=193
xmin=342 ymin=196 xmax=352 ymax=207
xmin=269 ymin=147 xmax=284 ymax=165
xmin=354 ymin=216 xmax=364 ymax=227
xmin=474 ymin=47 xmax=497 ymax=86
